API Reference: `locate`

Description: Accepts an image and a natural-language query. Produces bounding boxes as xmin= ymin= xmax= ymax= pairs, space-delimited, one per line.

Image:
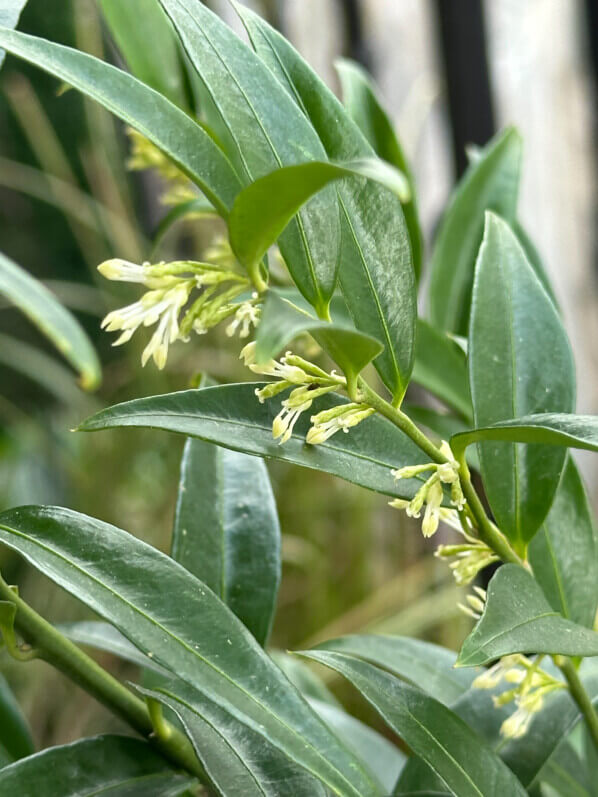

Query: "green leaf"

xmin=468 ymin=213 xmax=575 ymax=549
xmin=0 ymin=674 xmax=34 ymax=763
xmin=311 ymin=634 xmax=475 ymax=705
xmin=229 ymin=157 xmax=409 ymax=291
xmin=513 ymin=221 xmax=559 ymax=310
xmin=255 ymin=291 xmax=383 ymax=387
xmin=412 ymin=319 xmax=472 ymax=420
xmin=270 ymin=652 xmax=341 ymax=708
xmin=299 ymin=650 xmax=527 ymax=797
xmin=153 ymin=197 xmax=217 ymax=251
xmin=0 ymin=27 xmax=240 ymax=216
xmin=428 ymin=127 xmax=522 ymax=334
xmin=0 ymin=0 xmax=27 ymax=66
xmin=537 ymin=743 xmax=593 ymax=797
xmin=136 ymin=681 xmax=327 ymax=797
xmin=77 ymin=383 xmax=434 ymax=500
xmin=0 ymin=251 xmax=100 ymax=390
xmin=172 ymin=438 xmax=280 ymax=646
xmin=159 ymin=0 xmax=341 ymax=315
xmin=308 ymin=698 xmax=405 ymax=794
xmin=452 ymin=413 xmax=598 ymax=455
xmin=457 ymin=565 xmax=598 ymax=667
xmin=0 ymin=506 xmax=381 ymax=797
xmin=529 ymin=456 xmax=598 ymax=628
xmin=336 ymin=58 xmax=423 ymax=281
xmin=0 ymin=735 xmax=194 ymax=796
xmin=236 ymin=4 xmax=416 ymax=400
xmin=99 ymin=0 xmax=189 ymax=109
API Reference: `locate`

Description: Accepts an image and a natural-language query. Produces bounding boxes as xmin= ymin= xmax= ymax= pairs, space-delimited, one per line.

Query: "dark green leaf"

xmin=136 ymin=681 xmax=327 ymax=797
xmin=229 ymin=157 xmax=409 ymax=290
xmin=529 ymin=456 xmax=598 ymax=628
xmin=0 ymin=27 xmax=240 ymax=215
xmin=452 ymin=413 xmax=598 ymax=456
xmin=0 ymin=506 xmax=380 ymax=797
xmin=270 ymin=652 xmax=341 ymax=708
xmin=0 ymin=674 xmax=34 ymax=763
xmin=299 ymin=650 xmax=527 ymax=797
xmin=255 ymin=291 xmax=383 ymax=386
xmin=0 ymin=0 xmax=27 ymax=66
xmin=0 ymin=251 xmax=100 ymax=390
xmin=413 ymin=320 xmax=471 ymax=420
xmin=99 ymin=0 xmax=189 ymax=108
xmin=468 ymin=213 xmax=575 ymax=549
xmin=172 ymin=438 xmax=280 ymax=646
xmin=536 ymin=742 xmax=592 ymax=797
xmin=77 ymin=383 xmax=434 ymax=500
xmin=0 ymin=735 xmax=194 ymax=796
xmin=428 ymin=127 xmax=522 ymax=334
xmin=311 ymin=634 xmax=475 ymax=705
xmin=236 ymin=4 xmax=416 ymax=400
xmin=159 ymin=0 xmax=341 ymax=315
xmin=457 ymin=565 xmax=598 ymax=667
xmin=336 ymin=58 xmax=423 ymax=280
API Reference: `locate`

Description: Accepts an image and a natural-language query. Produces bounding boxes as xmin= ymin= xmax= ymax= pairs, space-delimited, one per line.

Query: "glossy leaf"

xmin=529 ymin=456 xmax=598 ymax=628
xmin=0 ymin=735 xmax=194 ymax=796
xmin=255 ymin=291 xmax=383 ymax=385
xmin=336 ymin=58 xmax=423 ymax=280
xmin=0 ymin=674 xmax=34 ymax=763
xmin=299 ymin=650 xmax=527 ymax=797
xmin=311 ymin=634 xmax=475 ymax=705
xmin=136 ymin=681 xmax=327 ymax=797
xmin=413 ymin=319 xmax=472 ymax=420
xmin=159 ymin=0 xmax=341 ymax=315
xmin=452 ymin=413 xmax=598 ymax=456
xmin=172 ymin=438 xmax=280 ymax=646
xmin=457 ymin=565 xmax=598 ymax=667
xmin=468 ymin=213 xmax=575 ymax=548
xmin=428 ymin=127 xmax=522 ymax=334
xmin=308 ymin=698 xmax=405 ymax=794
xmin=0 ymin=27 xmax=240 ymax=215
xmin=229 ymin=157 xmax=409 ymax=287
xmin=0 ymin=0 xmax=26 ymax=66
xmin=237 ymin=4 xmax=416 ymax=400
xmin=99 ymin=0 xmax=189 ymax=108
xmin=77 ymin=383 xmax=434 ymax=500
xmin=0 ymin=506 xmax=380 ymax=797
xmin=0 ymin=251 xmax=100 ymax=390
xmin=271 ymin=652 xmax=341 ymax=708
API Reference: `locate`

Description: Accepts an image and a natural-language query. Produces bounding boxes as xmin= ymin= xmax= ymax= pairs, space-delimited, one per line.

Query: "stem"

xmin=558 ymin=657 xmax=598 ymax=752
xmin=0 ymin=576 xmax=206 ymax=780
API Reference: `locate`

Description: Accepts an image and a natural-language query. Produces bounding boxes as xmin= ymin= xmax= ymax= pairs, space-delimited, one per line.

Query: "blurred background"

xmin=0 ymin=0 xmax=596 ymax=749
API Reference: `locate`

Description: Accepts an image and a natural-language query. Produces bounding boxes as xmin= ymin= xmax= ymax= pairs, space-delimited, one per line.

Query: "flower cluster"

xmin=389 ymin=441 xmax=465 ymax=537
xmin=127 ymin=129 xmax=198 ymax=206
xmin=241 ymin=342 xmax=374 ymax=445
xmin=99 ymin=258 xmax=256 ymax=368
xmin=473 ymin=655 xmax=566 ymax=739
xmin=435 ymin=525 xmax=499 ymax=585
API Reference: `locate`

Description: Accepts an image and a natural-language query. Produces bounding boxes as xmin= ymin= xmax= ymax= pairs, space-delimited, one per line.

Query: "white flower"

xmin=422 ymin=477 xmax=443 ymax=537
xmin=225 ymin=299 xmax=260 ymax=338
xmin=306 ymin=403 xmax=375 ymax=445
xmin=473 ymin=655 xmax=524 ymax=690
xmin=457 ymin=586 xmax=487 ymax=619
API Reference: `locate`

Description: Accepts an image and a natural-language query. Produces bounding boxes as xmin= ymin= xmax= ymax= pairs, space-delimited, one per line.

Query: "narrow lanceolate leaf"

xmin=136 ymin=682 xmax=327 ymax=797
xmin=529 ymin=456 xmax=598 ymax=628
xmin=469 ymin=213 xmax=575 ymax=549
xmin=77 ymin=383 xmax=434 ymax=500
xmin=0 ymin=507 xmax=380 ymax=797
xmin=412 ymin=319 xmax=472 ymax=421
xmin=229 ymin=157 xmax=409 ymax=286
xmin=0 ymin=251 xmax=100 ymax=390
xmin=311 ymin=634 xmax=475 ymax=705
xmin=100 ymin=0 xmax=189 ymax=109
xmin=0 ymin=674 xmax=34 ymax=763
xmin=159 ymin=0 xmax=341 ymax=315
xmin=300 ymin=650 xmax=528 ymax=797
xmin=536 ymin=743 xmax=593 ymax=797
xmin=451 ymin=413 xmax=598 ymax=456
xmin=428 ymin=127 xmax=522 ymax=334
xmin=0 ymin=0 xmax=27 ymax=66
xmin=255 ymin=291 xmax=383 ymax=386
xmin=0 ymin=27 xmax=240 ymax=215
xmin=336 ymin=58 xmax=423 ymax=280
xmin=173 ymin=438 xmax=280 ymax=646
xmin=457 ymin=565 xmax=598 ymax=667
xmin=0 ymin=735 xmax=195 ymax=796
xmin=513 ymin=221 xmax=559 ymax=310
xmin=236 ymin=4 xmax=416 ymax=400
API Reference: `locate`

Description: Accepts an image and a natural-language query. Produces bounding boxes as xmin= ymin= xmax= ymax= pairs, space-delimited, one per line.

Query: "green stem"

xmin=0 ymin=576 xmax=206 ymax=781
xmin=558 ymin=657 xmax=598 ymax=752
